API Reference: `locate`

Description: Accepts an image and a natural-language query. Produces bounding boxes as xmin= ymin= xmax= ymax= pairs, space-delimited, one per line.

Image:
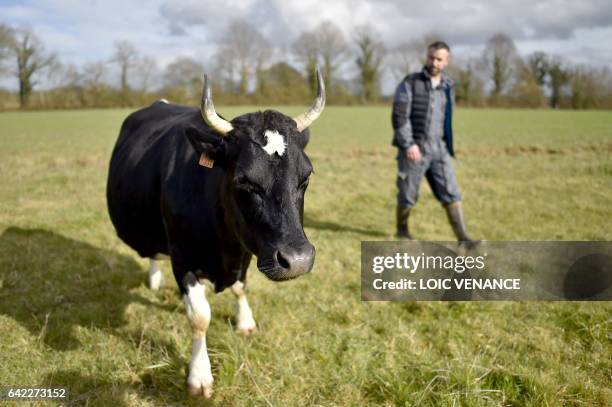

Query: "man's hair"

xmin=428 ymin=41 xmax=450 ymax=52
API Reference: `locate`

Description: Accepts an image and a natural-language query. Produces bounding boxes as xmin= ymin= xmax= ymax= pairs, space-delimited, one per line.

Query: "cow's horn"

xmin=293 ymin=68 xmax=326 ymax=132
xmin=201 ymin=75 xmax=233 ymax=136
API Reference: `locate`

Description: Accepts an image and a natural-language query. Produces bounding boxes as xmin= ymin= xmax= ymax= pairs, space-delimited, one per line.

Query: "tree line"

xmin=1 ymin=21 xmax=611 ymax=110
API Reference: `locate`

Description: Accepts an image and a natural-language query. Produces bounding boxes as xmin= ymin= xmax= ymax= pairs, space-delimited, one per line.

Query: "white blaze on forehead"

xmin=159 ymin=98 xmax=170 ymax=104
xmin=262 ymin=130 xmax=286 ymax=156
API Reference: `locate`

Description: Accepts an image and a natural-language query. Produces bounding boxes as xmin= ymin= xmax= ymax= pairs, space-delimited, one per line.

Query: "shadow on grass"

xmin=41 ymin=369 xmax=132 ymax=407
xmin=304 ymin=214 xmax=387 ymax=237
xmin=41 ymin=349 xmax=195 ymax=406
xmin=0 ymin=227 xmax=171 ymax=351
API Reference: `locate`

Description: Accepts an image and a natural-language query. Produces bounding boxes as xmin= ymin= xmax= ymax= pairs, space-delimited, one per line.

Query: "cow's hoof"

xmin=236 ymin=317 xmax=257 ymax=335
xmin=187 ymin=382 xmax=213 ymax=398
xmin=187 ymin=370 xmax=213 ymax=398
xmin=237 ymin=324 xmax=257 ymax=335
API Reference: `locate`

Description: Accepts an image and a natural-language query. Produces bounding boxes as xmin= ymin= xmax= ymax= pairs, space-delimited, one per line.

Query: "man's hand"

xmin=405 ymin=144 xmax=421 ymax=162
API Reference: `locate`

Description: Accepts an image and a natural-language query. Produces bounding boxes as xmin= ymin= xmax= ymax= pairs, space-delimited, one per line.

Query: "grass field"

xmin=0 ymin=106 xmax=611 ymax=406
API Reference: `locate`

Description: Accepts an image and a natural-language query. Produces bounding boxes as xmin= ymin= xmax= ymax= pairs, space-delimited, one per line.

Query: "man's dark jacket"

xmin=391 ymin=68 xmax=455 ymax=157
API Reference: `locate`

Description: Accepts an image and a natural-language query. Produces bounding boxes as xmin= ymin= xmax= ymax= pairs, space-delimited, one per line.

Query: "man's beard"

xmin=426 ymin=65 xmax=440 ymax=76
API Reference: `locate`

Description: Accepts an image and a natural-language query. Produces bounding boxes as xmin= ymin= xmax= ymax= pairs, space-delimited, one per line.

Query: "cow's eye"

xmin=235 ymin=176 xmax=265 ymax=195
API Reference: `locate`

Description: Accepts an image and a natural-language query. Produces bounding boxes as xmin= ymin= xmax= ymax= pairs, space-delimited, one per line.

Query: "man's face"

xmin=426 ymin=48 xmax=449 ymax=77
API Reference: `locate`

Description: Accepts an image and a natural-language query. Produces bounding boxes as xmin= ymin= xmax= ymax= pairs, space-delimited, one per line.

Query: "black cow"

xmin=106 ymin=71 xmax=325 ymax=398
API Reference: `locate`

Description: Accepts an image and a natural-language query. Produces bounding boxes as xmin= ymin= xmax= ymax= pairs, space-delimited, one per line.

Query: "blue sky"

xmin=1 ymin=0 xmax=611 ymax=93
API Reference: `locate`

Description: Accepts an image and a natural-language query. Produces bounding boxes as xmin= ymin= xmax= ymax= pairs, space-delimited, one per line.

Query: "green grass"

xmin=0 ymin=106 xmax=611 ymax=406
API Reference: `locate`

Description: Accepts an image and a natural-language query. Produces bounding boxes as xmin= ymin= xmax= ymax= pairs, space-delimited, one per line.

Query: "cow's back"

xmin=106 ymin=101 xmax=197 ymax=258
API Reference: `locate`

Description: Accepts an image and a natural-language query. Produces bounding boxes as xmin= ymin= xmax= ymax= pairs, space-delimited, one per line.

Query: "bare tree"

xmin=0 ymin=24 xmax=14 ymax=72
xmin=508 ymin=64 xmax=547 ymax=108
xmin=135 ymin=55 xmax=158 ymax=93
xmin=44 ymin=61 xmax=83 ymax=108
xmin=8 ymin=28 xmax=56 ymax=107
xmin=164 ymin=57 xmax=203 ymax=89
xmin=527 ymin=51 xmax=548 ymax=86
xmin=481 ymin=33 xmax=520 ymax=101
xmin=388 ymin=33 xmax=443 ymax=81
xmin=354 ymin=25 xmax=385 ymax=103
xmin=292 ymin=31 xmax=319 ymax=95
xmin=82 ymin=61 xmax=107 ymax=88
xmin=292 ymin=22 xmax=349 ymax=96
xmin=163 ymin=56 xmax=204 ymax=103
xmin=211 ymin=50 xmax=238 ymax=93
xmin=216 ymin=20 xmax=271 ymax=94
xmin=568 ymin=65 xmax=598 ymax=109
xmin=388 ymin=41 xmax=421 ymax=81
xmin=526 ymin=52 xmax=569 ymax=108
xmin=112 ymin=40 xmax=138 ymax=104
xmin=85 ymin=61 xmax=108 ymax=96
xmin=316 ymin=21 xmax=349 ymax=93
xmin=546 ymin=57 xmax=568 ymax=109
xmin=52 ymin=62 xmax=81 ymax=88
xmin=447 ymin=57 xmax=485 ymax=106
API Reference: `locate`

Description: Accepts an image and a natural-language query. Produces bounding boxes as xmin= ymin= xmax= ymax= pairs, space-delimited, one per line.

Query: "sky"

xmin=1 ymin=0 xmax=611 ymax=93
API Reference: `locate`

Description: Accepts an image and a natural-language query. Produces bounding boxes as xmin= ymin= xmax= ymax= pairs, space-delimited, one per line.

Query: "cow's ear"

xmin=185 ymin=125 xmax=228 ymax=167
xmin=297 ymin=128 xmax=310 ymax=149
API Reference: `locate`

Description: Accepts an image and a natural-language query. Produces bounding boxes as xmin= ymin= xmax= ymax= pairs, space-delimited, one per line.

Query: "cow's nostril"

xmin=276 ymin=250 xmax=290 ymax=269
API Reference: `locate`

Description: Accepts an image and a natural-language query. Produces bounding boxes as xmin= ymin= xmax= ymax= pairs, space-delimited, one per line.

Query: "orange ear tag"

xmin=199 ymin=153 xmax=214 ymax=168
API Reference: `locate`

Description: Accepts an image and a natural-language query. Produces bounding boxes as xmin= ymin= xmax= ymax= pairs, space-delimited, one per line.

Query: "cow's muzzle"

xmin=258 ymin=243 xmax=315 ymax=281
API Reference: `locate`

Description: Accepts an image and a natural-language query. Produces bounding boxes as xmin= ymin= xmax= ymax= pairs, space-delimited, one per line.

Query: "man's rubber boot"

xmin=396 ymin=206 xmax=413 ymax=239
xmin=444 ymin=201 xmax=479 ymax=250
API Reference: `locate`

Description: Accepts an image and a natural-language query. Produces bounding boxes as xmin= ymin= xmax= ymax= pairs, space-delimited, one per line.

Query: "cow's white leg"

xmin=148 ymin=259 xmax=163 ymax=290
xmin=231 ymin=281 xmax=257 ymax=334
xmin=183 ymin=274 xmax=213 ymax=398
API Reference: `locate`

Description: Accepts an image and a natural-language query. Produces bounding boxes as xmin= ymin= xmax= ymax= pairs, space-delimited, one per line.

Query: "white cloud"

xmin=0 ymin=0 xmax=611 ymax=91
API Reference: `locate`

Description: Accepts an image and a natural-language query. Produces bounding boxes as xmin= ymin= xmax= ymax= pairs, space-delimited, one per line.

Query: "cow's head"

xmin=188 ymin=70 xmax=324 ymax=282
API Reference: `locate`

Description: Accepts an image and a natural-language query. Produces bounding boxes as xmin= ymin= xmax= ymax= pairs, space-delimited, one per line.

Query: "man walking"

xmin=391 ymin=41 xmax=478 ymax=245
